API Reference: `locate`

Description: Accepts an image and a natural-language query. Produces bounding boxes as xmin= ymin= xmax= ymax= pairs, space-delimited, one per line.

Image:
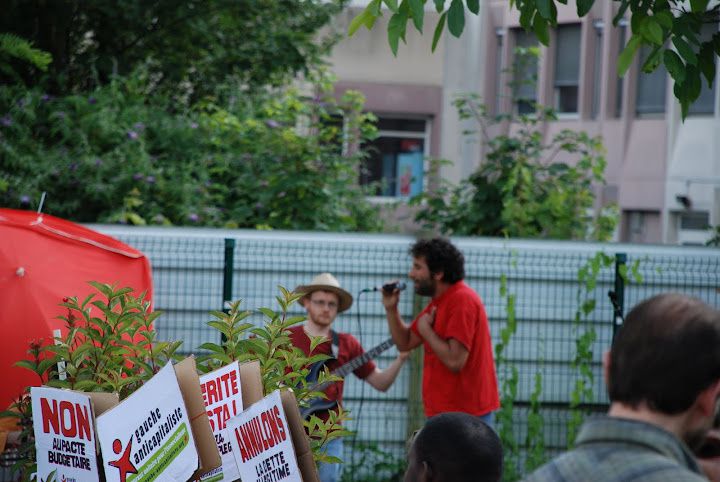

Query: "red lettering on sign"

xmin=40 ymin=398 xmax=92 ymax=442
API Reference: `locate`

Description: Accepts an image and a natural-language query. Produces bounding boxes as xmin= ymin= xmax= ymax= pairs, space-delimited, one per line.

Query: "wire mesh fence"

xmin=8 ymin=225 xmax=718 ymax=481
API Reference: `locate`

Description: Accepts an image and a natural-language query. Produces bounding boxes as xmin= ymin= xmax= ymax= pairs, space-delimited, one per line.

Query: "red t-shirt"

xmin=410 ymin=280 xmax=500 ymax=417
xmin=288 ymin=325 xmax=376 ymax=420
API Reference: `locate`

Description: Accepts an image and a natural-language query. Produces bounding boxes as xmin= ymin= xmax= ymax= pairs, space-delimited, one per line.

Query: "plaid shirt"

xmin=523 ymin=416 xmax=707 ymax=482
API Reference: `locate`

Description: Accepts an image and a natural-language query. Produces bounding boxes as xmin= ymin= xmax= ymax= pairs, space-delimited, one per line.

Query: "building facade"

xmin=328 ymin=1 xmax=719 ymax=244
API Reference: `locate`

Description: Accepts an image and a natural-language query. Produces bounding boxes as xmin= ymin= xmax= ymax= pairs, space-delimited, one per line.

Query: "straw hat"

xmin=295 ymin=273 xmax=353 ymax=313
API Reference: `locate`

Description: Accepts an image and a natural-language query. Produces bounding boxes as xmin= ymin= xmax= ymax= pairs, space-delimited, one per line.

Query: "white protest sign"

xmin=227 ymin=390 xmax=301 ymax=482
xmin=31 ymin=387 xmax=100 ymax=482
xmin=96 ymin=362 xmax=198 ymax=482
xmin=199 ymin=362 xmax=243 ymax=482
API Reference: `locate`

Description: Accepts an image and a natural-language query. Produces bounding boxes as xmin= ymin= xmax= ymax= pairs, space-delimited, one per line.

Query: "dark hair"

xmin=608 ymin=293 xmax=720 ymax=414
xmin=413 ymin=412 xmax=502 ymax=482
xmin=410 ymin=237 xmax=465 ymax=284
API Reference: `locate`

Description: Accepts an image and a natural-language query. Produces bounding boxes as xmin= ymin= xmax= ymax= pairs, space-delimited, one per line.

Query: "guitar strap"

xmin=330 ymin=330 xmax=340 ymax=359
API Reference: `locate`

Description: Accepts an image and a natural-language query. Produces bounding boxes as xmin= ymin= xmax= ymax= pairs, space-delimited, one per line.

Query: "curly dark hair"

xmin=410 ymin=237 xmax=465 ymax=284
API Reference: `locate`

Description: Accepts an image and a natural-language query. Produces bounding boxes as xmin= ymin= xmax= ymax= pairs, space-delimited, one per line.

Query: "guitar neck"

xmin=332 ymin=338 xmax=395 ymax=378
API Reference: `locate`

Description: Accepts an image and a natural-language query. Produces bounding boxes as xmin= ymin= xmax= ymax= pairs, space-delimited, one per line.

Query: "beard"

xmin=414 ymin=278 xmax=436 ymax=297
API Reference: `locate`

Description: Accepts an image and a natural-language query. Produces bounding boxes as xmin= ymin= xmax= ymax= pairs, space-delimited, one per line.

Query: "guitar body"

xmin=301 ymin=337 xmax=395 ymax=419
xmin=301 ymin=360 xmax=339 ymax=419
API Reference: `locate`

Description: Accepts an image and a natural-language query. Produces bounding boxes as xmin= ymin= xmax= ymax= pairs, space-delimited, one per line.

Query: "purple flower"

xmin=145 ymin=175 xmax=155 ymax=184
xmin=88 ymin=96 xmax=97 ymax=105
xmin=133 ymin=122 xmax=145 ymax=132
xmin=188 ymin=213 xmax=200 ymax=223
xmin=255 ymin=202 xmax=264 ymax=210
xmin=1 ymin=115 xmax=12 ymax=127
xmin=265 ymin=120 xmax=280 ymax=129
xmin=19 ymin=195 xmax=30 ymax=205
xmin=133 ymin=172 xmax=144 ymax=181
xmin=69 ymin=162 xmax=78 ymax=171
xmin=56 ymin=111 xmax=65 ymax=119
xmin=127 ymin=130 xmax=139 ymax=140
xmin=190 ymin=122 xmax=198 ymax=129
xmin=94 ymin=158 xmax=103 ymax=167
xmin=41 ymin=94 xmax=52 ymax=103
xmin=278 ymin=191 xmax=286 ymax=198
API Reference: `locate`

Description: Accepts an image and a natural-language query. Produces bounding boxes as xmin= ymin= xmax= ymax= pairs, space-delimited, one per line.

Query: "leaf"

xmin=388 ymin=12 xmax=406 ymax=56
xmin=447 ymin=0 xmax=465 ymax=38
xmin=433 ymin=0 xmax=445 ymax=13
xmin=432 ymin=12 xmax=447 ymax=52
xmin=348 ymin=11 xmax=371 ymax=36
xmin=532 ymin=11 xmax=550 ymax=45
xmin=663 ymin=50 xmax=686 ymax=84
xmin=673 ymin=36 xmax=698 ymax=66
xmin=368 ymin=0 xmax=382 ymax=16
xmin=690 ymin=0 xmax=710 ymax=12
xmin=408 ymin=0 xmax=424 ymax=32
xmin=536 ymin=0 xmax=553 ymax=20
xmin=653 ymin=11 xmax=673 ymax=30
xmin=383 ymin=0 xmax=399 ymax=11
xmin=618 ymin=35 xmax=642 ymax=77
xmin=641 ymin=45 xmax=663 ymax=72
xmin=639 ymin=17 xmax=664 ymax=45
xmin=685 ymin=64 xmax=702 ymax=103
xmin=467 ymin=0 xmax=479 ymax=15
xmin=576 ymin=0 xmax=594 ymax=17
xmin=699 ymin=42 xmax=716 ymax=88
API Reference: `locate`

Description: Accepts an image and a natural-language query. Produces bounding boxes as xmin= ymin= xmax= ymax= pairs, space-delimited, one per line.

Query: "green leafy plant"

xmin=195 ymin=287 xmax=353 ymax=464
xmin=0 ymin=33 xmax=51 ymax=82
xmin=340 ymin=441 xmax=406 ymax=482
xmin=411 ymin=48 xmax=617 ymax=241
xmin=494 ymin=260 xmax=522 ymax=482
xmin=352 ymin=0 xmax=719 ymax=118
xmin=0 ymin=68 xmax=382 ymax=232
xmin=4 ymin=283 xmax=355 ymax=480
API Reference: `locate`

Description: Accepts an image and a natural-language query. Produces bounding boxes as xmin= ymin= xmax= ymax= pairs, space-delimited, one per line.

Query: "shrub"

xmin=0 ymin=68 xmax=382 ymax=232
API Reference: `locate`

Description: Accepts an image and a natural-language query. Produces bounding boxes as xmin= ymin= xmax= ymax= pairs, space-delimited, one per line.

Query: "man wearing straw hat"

xmin=291 ymin=272 xmax=409 ymax=482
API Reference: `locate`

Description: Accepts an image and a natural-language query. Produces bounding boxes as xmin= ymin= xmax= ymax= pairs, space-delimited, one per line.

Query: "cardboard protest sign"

xmin=278 ymin=391 xmax=319 ymax=482
xmin=32 ymin=387 xmax=100 ymax=482
xmin=173 ymin=357 xmax=222 ymax=478
xmin=96 ymin=362 xmax=198 ymax=482
xmin=198 ymin=362 xmax=244 ymax=482
xmin=227 ymin=390 xmax=302 ymax=482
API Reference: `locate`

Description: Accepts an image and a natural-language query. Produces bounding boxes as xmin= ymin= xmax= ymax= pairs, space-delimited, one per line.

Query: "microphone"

xmin=361 ymin=281 xmax=407 ymax=293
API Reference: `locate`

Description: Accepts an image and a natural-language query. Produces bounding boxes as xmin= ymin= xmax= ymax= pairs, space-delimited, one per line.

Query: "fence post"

xmin=612 ymin=253 xmax=627 ymax=340
xmin=222 ymin=238 xmax=236 ymax=341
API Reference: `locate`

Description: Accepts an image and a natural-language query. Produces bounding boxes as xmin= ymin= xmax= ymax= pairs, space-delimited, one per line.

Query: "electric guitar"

xmin=300 ymin=337 xmax=396 ymax=419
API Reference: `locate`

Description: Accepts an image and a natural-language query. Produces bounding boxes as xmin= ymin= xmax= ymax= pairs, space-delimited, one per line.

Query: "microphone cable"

xmin=349 ymin=288 xmax=368 ymax=482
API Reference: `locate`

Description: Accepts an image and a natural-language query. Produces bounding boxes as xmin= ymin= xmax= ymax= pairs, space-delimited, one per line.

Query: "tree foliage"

xmin=411 ymin=96 xmax=617 ymax=240
xmin=2 ymin=0 xmax=346 ymax=97
xmin=0 ymin=69 xmax=382 ymax=232
xmin=411 ymin=49 xmax=617 ymax=241
xmin=352 ymin=0 xmax=720 ymax=118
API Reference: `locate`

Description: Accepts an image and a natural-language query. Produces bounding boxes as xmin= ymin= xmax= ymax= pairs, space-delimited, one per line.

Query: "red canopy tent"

xmin=0 ymin=208 xmax=153 ymax=410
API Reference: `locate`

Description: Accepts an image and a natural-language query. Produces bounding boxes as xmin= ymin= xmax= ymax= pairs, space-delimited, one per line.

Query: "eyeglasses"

xmin=310 ymin=299 xmax=338 ymax=310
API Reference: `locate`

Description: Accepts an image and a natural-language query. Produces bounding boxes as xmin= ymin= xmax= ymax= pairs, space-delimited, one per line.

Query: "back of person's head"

xmin=406 ymin=412 xmax=502 ymax=482
xmin=608 ymin=293 xmax=720 ymax=414
xmin=409 ymin=237 xmax=465 ymax=284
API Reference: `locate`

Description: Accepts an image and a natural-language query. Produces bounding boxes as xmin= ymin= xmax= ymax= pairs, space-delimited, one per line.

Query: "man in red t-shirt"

xmin=292 ymin=272 xmax=408 ymax=482
xmin=381 ymin=238 xmax=500 ymax=425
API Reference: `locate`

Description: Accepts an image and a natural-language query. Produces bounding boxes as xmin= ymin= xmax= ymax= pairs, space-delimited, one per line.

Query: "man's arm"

xmin=381 ymin=288 xmax=423 ymax=352
xmin=417 ymin=308 xmax=469 ymax=373
xmin=364 ymin=352 xmax=410 ymax=392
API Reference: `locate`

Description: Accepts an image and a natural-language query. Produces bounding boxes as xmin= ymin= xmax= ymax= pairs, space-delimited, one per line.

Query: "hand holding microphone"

xmin=361 ymin=281 xmax=407 ymax=293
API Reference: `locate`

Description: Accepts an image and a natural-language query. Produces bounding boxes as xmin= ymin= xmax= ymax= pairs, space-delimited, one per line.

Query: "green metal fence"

xmin=5 ymin=226 xmax=718 ymax=481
